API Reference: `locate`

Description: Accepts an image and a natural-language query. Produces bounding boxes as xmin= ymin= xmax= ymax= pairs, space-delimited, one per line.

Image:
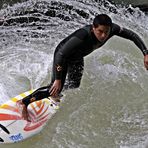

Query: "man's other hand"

xmin=144 ymin=54 xmax=148 ymax=70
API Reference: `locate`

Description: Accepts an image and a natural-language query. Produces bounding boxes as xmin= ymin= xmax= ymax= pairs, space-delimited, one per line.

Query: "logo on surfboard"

xmin=9 ymin=133 xmax=23 ymax=142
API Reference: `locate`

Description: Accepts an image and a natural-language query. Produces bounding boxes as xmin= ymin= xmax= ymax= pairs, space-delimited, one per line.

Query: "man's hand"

xmin=49 ymin=80 xmax=61 ymax=97
xmin=144 ymin=55 xmax=148 ymax=70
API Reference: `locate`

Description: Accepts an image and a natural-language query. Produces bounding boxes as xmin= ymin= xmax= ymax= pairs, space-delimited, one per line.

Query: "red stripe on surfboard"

xmin=0 ymin=113 xmax=22 ymax=120
xmin=24 ymin=119 xmax=48 ymax=131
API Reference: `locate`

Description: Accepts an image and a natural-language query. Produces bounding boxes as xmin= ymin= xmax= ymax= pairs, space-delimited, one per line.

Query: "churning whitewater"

xmin=0 ymin=0 xmax=148 ymax=148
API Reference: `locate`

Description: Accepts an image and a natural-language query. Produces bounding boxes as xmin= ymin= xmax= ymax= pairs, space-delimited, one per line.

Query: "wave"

xmin=0 ymin=0 xmax=148 ymax=148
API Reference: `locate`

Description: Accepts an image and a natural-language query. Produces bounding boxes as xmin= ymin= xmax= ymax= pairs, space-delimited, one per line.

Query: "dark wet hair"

xmin=93 ymin=14 xmax=112 ymax=28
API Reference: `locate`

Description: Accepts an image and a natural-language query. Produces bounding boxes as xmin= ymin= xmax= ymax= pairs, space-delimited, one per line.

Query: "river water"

xmin=0 ymin=0 xmax=148 ymax=148
xmin=111 ymin=0 xmax=148 ymax=5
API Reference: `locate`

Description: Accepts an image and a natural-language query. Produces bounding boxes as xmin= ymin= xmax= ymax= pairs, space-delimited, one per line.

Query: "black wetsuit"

xmin=22 ymin=23 xmax=148 ymax=106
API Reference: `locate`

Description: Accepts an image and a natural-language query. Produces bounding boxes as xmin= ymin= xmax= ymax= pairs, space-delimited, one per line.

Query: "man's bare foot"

xmin=16 ymin=100 xmax=29 ymax=121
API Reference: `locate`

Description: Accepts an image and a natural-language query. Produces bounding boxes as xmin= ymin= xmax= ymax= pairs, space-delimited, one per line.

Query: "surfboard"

xmin=0 ymin=90 xmax=61 ymax=143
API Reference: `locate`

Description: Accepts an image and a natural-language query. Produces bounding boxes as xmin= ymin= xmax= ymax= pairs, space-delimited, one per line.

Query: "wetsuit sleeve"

xmin=54 ymin=29 xmax=88 ymax=79
xmin=113 ymin=23 xmax=148 ymax=55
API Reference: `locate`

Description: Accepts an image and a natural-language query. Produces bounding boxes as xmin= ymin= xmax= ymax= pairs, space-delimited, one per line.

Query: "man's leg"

xmin=16 ymin=86 xmax=50 ymax=120
xmin=22 ymin=86 xmax=50 ymax=106
xmin=64 ymin=59 xmax=84 ymax=90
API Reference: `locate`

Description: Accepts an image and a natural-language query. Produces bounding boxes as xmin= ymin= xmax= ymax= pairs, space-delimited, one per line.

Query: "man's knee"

xmin=72 ymin=82 xmax=80 ymax=88
xmin=67 ymin=81 xmax=81 ymax=89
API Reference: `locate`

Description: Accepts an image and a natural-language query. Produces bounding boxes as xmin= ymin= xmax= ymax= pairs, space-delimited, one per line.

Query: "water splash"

xmin=0 ymin=0 xmax=148 ymax=148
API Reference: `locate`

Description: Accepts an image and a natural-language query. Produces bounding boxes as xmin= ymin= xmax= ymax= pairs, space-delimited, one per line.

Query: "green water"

xmin=0 ymin=0 xmax=148 ymax=148
xmin=111 ymin=0 xmax=148 ymax=5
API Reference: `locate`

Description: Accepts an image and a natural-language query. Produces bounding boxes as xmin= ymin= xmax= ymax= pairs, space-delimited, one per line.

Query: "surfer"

xmin=17 ymin=14 xmax=148 ymax=120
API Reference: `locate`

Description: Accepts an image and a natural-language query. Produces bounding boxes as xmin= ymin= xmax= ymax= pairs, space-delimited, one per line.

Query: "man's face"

xmin=93 ymin=25 xmax=111 ymax=42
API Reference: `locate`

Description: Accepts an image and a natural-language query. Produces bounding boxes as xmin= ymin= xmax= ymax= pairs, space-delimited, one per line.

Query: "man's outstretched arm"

xmin=113 ymin=23 xmax=148 ymax=69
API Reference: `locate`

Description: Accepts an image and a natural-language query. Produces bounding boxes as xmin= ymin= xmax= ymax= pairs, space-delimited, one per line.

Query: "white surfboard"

xmin=0 ymin=90 xmax=61 ymax=143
